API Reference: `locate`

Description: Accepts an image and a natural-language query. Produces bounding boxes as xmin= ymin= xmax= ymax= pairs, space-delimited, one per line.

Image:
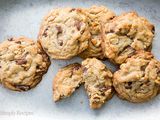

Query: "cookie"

xmin=82 ymin=58 xmax=114 ymax=109
xmin=113 ymin=51 xmax=160 ymax=103
xmin=38 ymin=8 xmax=91 ymax=59
xmin=0 ymin=37 xmax=50 ymax=91
xmin=79 ymin=6 xmax=115 ymax=59
xmin=53 ymin=63 xmax=83 ymax=102
xmin=102 ymin=12 xmax=155 ymax=64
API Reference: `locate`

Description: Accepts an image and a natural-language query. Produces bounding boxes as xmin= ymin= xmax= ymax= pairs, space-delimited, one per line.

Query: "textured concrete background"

xmin=0 ymin=0 xmax=160 ymax=120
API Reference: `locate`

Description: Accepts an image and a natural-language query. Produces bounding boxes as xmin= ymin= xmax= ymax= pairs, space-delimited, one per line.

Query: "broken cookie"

xmin=82 ymin=58 xmax=114 ymax=109
xmin=53 ymin=63 xmax=83 ymax=101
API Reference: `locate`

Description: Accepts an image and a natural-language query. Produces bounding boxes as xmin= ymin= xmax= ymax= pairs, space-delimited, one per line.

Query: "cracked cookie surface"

xmin=53 ymin=63 xmax=83 ymax=101
xmin=82 ymin=58 xmax=113 ymax=109
xmin=0 ymin=37 xmax=50 ymax=91
xmin=102 ymin=12 xmax=154 ymax=64
xmin=38 ymin=8 xmax=90 ymax=59
xmin=113 ymin=51 xmax=160 ymax=103
xmin=79 ymin=6 xmax=115 ymax=59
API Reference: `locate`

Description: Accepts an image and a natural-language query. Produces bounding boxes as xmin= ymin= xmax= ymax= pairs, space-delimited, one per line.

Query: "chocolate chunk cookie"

xmin=102 ymin=12 xmax=155 ymax=64
xmin=82 ymin=58 xmax=114 ymax=109
xmin=113 ymin=51 xmax=160 ymax=103
xmin=38 ymin=8 xmax=91 ymax=59
xmin=0 ymin=37 xmax=50 ymax=91
xmin=79 ymin=6 xmax=115 ymax=59
xmin=53 ymin=63 xmax=83 ymax=101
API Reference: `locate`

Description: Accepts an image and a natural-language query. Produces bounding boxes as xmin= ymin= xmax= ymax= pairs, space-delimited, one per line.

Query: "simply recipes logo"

xmin=0 ymin=110 xmax=34 ymax=116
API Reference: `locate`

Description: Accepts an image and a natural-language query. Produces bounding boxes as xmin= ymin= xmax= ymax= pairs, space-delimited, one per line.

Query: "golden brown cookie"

xmin=53 ymin=63 xmax=83 ymax=101
xmin=82 ymin=58 xmax=114 ymax=109
xmin=113 ymin=51 xmax=160 ymax=103
xmin=0 ymin=37 xmax=50 ymax=91
xmin=38 ymin=8 xmax=91 ymax=59
xmin=79 ymin=6 xmax=115 ymax=59
xmin=102 ymin=12 xmax=155 ymax=64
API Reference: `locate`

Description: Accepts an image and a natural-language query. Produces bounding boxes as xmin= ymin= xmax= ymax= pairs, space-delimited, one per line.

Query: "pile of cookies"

xmin=0 ymin=5 xmax=159 ymax=109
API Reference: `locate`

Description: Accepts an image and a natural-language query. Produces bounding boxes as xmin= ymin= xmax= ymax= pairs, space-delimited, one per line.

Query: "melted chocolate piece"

xmin=15 ymin=41 xmax=21 ymax=44
xmin=70 ymin=8 xmax=76 ymax=12
xmin=16 ymin=59 xmax=27 ymax=65
xmin=105 ymin=29 xmax=115 ymax=34
xmin=141 ymin=64 xmax=148 ymax=71
xmin=70 ymin=8 xmax=81 ymax=12
xmin=58 ymin=40 xmax=63 ymax=46
xmin=14 ymin=84 xmax=30 ymax=91
xmin=96 ymin=84 xmax=111 ymax=92
xmin=8 ymin=38 xmax=14 ymax=41
xmin=125 ymin=82 xmax=132 ymax=89
xmin=56 ymin=25 xmax=62 ymax=34
xmin=83 ymin=67 xmax=88 ymax=73
xmin=75 ymin=21 xmax=82 ymax=31
xmin=42 ymin=27 xmax=49 ymax=37
xmin=73 ymin=64 xmax=81 ymax=70
xmin=118 ymin=45 xmax=135 ymax=57
xmin=151 ymin=25 xmax=155 ymax=34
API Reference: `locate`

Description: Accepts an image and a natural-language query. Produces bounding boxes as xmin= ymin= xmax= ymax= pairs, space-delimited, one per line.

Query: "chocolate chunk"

xmin=118 ymin=45 xmax=135 ymax=57
xmin=8 ymin=38 xmax=14 ymax=41
xmin=15 ymin=41 xmax=21 ymax=44
xmin=24 ymin=52 xmax=29 ymax=56
xmin=104 ymin=75 xmax=109 ymax=80
xmin=100 ymin=86 xmax=111 ymax=91
xmin=144 ymin=80 xmax=150 ymax=86
xmin=141 ymin=62 xmax=149 ymax=71
xmin=127 ymin=48 xmax=136 ymax=57
xmin=14 ymin=84 xmax=30 ymax=91
xmin=140 ymin=83 xmax=143 ymax=87
xmin=151 ymin=25 xmax=155 ymax=34
xmin=125 ymin=86 xmax=132 ymax=89
xmin=125 ymin=82 xmax=132 ymax=89
xmin=58 ymin=40 xmax=63 ymax=46
xmin=119 ymin=45 xmax=130 ymax=55
xmin=128 ymin=82 xmax=132 ymax=86
xmin=70 ymin=64 xmax=81 ymax=77
xmin=73 ymin=65 xmax=81 ymax=70
xmin=97 ymin=84 xmax=111 ymax=92
xmin=70 ymin=8 xmax=81 ymax=12
xmin=59 ymin=41 xmax=63 ymax=46
xmin=105 ymin=31 xmax=110 ymax=34
xmin=75 ymin=21 xmax=82 ymax=31
xmin=105 ymin=29 xmax=115 ymax=34
xmin=141 ymin=65 xmax=147 ymax=71
xmin=146 ymin=44 xmax=152 ymax=51
xmin=0 ymin=66 xmax=1 ymax=68
xmin=36 ymin=65 xmax=40 ymax=69
xmin=83 ymin=67 xmax=88 ymax=73
xmin=56 ymin=25 xmax=62 ymax=34
xmin=70 ymin=8 xmax=76 ymax=12
xmin=110 ymin=29 xmax=115 ymax=33
xmin=109 ymin=16 xmax=115 ymax=20
xmin=43 ymin=32 xmax=47 ymax=37
xmin=42 ymin=27 xmax=49 ymax=37
xmin=16 ymin=59 xmax=27 ymax=65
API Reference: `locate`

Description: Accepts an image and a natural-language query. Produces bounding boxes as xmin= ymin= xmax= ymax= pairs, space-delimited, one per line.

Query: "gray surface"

xmin=0 ymin=0 xmax=160 ymax=120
